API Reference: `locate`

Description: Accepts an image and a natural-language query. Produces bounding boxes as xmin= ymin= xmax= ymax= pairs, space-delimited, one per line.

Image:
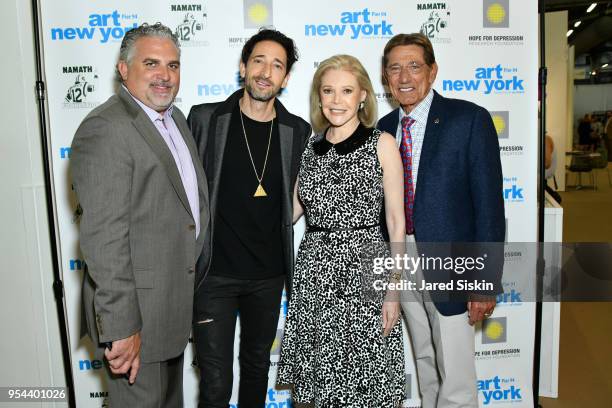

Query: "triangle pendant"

xmin=253 ymin=183 xmax=267 ymax=197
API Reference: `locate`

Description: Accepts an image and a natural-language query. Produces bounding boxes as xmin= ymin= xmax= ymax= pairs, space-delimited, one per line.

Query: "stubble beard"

xmin=245 ymin=77 xmax=279 ymax=102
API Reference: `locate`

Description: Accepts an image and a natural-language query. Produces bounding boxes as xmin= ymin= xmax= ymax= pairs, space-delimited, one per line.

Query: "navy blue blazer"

xmin=377 ymin=90 xmax=505 ymax=315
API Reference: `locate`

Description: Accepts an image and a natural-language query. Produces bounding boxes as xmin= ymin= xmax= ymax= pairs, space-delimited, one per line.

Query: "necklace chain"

xmin=239 ymin=109 xmax=273 ymax=196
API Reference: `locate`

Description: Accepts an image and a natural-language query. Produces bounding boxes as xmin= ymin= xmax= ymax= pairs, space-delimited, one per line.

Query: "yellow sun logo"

xmin=492 ymin=114 xmax=507 ymax=136
xmin=248 ymin=3 xmax=269 ymax=25
xmin=487 ymin=3 xmax=506 ymax=24
xmin=271 ymin=336 xmax=280 ymax=352
xmin=485 ymin=320 xmax=504 ymax=340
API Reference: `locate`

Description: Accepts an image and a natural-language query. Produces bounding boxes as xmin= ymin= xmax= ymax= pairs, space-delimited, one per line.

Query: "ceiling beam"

xmin=545 ymin=0 xmax=606 ymax=11
xmin=571 ymin=15 xmax=612 ymax=55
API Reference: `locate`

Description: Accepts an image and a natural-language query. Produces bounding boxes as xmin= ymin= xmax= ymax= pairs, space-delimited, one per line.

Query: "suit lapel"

xmin=210 ymin=112 xmax=231 ymax=216
xmin=278 ymin=122 xmax=294 ymax=206
xmin=415 ymin=92 xmax=443 ymax=204
xmin=131 ymin=112 xmax=193 ymax=219
xmin=379 ymin=108 xmax=400 ymax=138
xmin=117 ymin=87 xmax=194 ymax=218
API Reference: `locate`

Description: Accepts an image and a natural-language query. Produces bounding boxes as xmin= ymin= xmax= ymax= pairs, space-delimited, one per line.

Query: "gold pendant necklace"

xmin=239 ymin=109 xmax=273 ymax=197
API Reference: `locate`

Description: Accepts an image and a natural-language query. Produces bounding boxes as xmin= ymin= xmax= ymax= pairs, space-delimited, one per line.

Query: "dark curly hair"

xmin=241 ymin=28 xmax=298 ymax=73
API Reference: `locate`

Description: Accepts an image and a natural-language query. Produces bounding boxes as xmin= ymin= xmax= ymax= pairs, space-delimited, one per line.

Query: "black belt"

xmin=306 ymin=223 xmax=380 ymax=233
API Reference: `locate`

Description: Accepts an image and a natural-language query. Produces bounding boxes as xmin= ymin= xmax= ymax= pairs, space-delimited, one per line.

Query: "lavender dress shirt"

xmin=126 ymin=87 xmax=200 ymax=237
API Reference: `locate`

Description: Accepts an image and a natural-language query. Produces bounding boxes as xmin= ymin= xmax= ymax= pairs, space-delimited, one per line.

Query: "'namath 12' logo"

xmin=88 ymin=391 xmax=108 ymax=407
xmin=171 ymin=4 xmax=208 ymax=46
xmin=62 ymin=65 xmax=100 ymax=109
xmin=417 ymin=3 xmax=450 ymax=44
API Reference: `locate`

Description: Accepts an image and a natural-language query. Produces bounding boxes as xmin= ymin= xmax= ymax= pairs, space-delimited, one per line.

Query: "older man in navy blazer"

xmin=377 ymin=33 xmax=505 ymax=407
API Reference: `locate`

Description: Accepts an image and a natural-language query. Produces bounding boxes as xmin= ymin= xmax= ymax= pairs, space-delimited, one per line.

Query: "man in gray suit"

xmin=187 ymin=29 xmax=310 ymax=407
xmin=71 ymin=23 xmax=209 ymax=407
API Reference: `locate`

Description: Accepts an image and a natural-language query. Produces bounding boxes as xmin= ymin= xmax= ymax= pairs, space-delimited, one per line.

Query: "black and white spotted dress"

xmin=277 ymin=124 xmax=405 ymax=407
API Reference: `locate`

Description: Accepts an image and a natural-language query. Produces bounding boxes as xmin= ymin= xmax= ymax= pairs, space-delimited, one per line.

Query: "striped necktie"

xmin=400 ymin=116 xmax=416 ymax=235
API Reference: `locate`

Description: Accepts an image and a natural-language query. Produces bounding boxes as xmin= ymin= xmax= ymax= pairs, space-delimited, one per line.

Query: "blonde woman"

xmin=277 ymin=55 xmax=406 ymax=407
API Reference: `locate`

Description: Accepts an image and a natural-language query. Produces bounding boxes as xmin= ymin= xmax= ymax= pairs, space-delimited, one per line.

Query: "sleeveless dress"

xmin=277 ymin=124 xmax=405 ymax=407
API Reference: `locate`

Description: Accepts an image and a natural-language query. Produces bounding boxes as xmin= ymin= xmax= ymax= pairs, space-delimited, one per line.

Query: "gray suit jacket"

xmin=71 ymin=86 xmax=210 ymax=363
xmin=187 ymin=89 xmax=310 ymax=298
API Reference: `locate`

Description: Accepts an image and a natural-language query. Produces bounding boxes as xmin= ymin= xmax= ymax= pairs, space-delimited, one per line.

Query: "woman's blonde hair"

xmin=310 ymin=54 xmax=377 ymax=133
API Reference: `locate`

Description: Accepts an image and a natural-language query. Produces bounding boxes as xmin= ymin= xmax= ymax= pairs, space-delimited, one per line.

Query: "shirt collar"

xmin=398 ymin=88 xmax=434 ymax=124
xmin=123 ymin=85 xmax=173 ymax=122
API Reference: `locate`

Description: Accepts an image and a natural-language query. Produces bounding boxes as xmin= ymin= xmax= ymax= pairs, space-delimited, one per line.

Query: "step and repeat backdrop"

xmin=39 ymin=0 xmax=538 ymax=406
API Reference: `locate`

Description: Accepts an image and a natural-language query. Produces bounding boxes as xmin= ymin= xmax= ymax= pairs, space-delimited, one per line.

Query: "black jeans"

xmin=193 ymin=274 xmax=285 ymax=408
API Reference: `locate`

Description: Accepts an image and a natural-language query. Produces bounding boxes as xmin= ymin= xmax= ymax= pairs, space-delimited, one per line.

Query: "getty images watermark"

xmin=359 ymin=242 xmax=504 ymax=303
xmin=372 ymin=252 xmax=494 ymax=292
xmin=361 ymin=242 xmax=612 ymax=303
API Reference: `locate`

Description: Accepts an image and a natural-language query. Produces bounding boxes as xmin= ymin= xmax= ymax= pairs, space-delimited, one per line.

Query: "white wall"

xmin=544 ymin=11 xmax=569 ymax=191
xmin=0 ymin=1 xmax=67 ymax=407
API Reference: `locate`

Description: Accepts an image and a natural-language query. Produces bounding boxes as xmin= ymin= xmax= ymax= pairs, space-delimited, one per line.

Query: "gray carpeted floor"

xmin=539 ymin=164 xmax=612 ymax=407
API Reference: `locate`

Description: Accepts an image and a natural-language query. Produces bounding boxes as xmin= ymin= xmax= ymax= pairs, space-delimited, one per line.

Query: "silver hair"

xmin=115 ymin=22 xmax=180 ymax=82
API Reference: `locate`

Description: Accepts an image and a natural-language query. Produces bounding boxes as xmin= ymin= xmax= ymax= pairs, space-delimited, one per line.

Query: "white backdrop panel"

xmin=39 ymin=1 xmax=538 ymax=407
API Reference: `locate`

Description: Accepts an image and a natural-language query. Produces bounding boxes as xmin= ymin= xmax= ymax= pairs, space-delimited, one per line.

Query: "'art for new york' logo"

xmin=50 ymin=11 xmax=139 ymax=43
xmin=442 ymin=65 xmax=524 ymax=95
xmin=478 ymin=376 xmax=522 ymax=405
xmin=305 ymin=8 xmax=393 ymax=39
xmin=503 ymin=176 xmax=524 ymax=203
